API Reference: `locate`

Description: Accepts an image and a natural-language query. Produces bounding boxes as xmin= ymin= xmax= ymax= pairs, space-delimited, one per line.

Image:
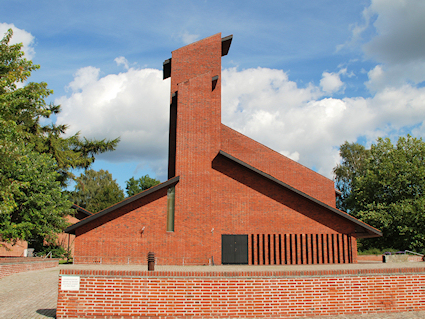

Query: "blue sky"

xmin=2 ymin=0 xmax=425 ymax=194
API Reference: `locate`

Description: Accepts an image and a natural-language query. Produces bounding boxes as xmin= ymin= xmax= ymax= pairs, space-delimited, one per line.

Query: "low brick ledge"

xmin=60 ymin=266 xmax=425 ymax=278
xmin=1 ymin=258 xmax=59 ymax=279
xmin=0 ymin=257 xmax=60 ymax=264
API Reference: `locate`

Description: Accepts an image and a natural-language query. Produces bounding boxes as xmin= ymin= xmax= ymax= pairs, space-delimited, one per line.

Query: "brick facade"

xmin=0 ymin=240 xmax=28 ymax=257
xmin=67 ymin=33 xmax=380 ymax=265
xmin=57 ymin=267 xmax=425 ymax=318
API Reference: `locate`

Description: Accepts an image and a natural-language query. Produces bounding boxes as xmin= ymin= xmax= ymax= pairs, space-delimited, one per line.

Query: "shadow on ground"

xmin=36 ymin=308 xmax=56 ymax=318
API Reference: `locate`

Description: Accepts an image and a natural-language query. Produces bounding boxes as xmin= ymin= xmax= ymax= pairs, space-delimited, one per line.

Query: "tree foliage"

xmin=125 ymin=175 xmax=160 ymax=197
xmin=0 ymin=116 xmax=71 ymax=243
xmin=0 ymin=29 xmax=119 ymax=186
xmin=0 ymin=29 xmax=119 ymax=244
xmin=0 ymin=145 xmax=71 ymax=242
xmin=333 ymin=141 xmax=369 ymax=212
xmin=334 ymin=136 xmax=425 ymax=252
xmin=70 ymin=169 xmax=125 ymax=213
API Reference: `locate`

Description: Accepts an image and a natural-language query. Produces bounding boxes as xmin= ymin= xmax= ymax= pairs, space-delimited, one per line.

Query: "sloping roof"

xmin=65 ymin=176 xmax=180 ymax=235
xmin=217 ymin=150 xmax=382 ymax=238
xmin=71 ymin=204 xmax=93 ymax=217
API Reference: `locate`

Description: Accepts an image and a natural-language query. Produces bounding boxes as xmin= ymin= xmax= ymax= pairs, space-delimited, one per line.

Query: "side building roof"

xmin=71 ymin=204 xmax=93 ymax=217
xmin=65 ymin=176 xmax=180 ymax=235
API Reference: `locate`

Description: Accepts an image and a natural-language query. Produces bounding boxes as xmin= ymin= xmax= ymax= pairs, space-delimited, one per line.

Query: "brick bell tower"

xmin=163 ymin=33 xmax=232 ymax=264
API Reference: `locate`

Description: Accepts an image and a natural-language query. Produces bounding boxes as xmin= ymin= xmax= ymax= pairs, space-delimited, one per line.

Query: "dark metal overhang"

xmin=163 ymin=58 xmax=171 ymax=79
xmin=65 ymin=176 xmax=180 ymax=235
xmin=221 ymin=35 xmax=233 ymax=56
xmin=216 ymin=151 xmax=382 ymax=239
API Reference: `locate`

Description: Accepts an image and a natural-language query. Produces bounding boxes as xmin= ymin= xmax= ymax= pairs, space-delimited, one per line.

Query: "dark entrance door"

xmin=221 ymin=235 xmax=248 ymax=264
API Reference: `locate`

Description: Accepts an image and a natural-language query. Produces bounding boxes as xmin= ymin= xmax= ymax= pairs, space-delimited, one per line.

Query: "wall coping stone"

xmin=60 ymin=267 xmax=425 ymax=278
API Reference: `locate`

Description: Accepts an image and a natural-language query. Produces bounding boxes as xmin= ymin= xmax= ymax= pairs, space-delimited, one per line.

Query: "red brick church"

xmin=66 ymin=33 xmax=381 ymax=265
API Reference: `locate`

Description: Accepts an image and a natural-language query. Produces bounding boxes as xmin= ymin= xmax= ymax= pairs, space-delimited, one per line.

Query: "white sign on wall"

xmin=61 ymin=276 xmax=80 ymax=291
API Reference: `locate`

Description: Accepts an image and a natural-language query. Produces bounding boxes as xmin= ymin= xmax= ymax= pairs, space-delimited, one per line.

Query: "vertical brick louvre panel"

xmin=57 ymin=268 xmax=425 ymax=319
xmin=247 ymin=234 xmax=355 ymax=265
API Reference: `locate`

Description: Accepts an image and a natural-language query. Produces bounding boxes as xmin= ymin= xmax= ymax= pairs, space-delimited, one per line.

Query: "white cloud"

xmin=66 ymin=66 xmax=100 ymax=92
xmin=320 ymin=72 xmax=344 ymax=94
xmin=114 ymin=56 xmax=129 ymax=70
xmin=56 ymin=66 xmax=170 ymax=179
xmin=0 ymin=23 xmax=35 ymax=59
xmin=55 ymin=60 xmax=425 ymax=182
xmin=222 ymin=67 xmax=425 ymax=178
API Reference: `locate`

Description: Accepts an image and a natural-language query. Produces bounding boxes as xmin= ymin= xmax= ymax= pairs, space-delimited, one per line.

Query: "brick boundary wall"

xmin=57 ymin=267 xmax=425 ymax=318
xmin=0 ymin=258 xmax=59 ymax=279
xmin=357 ymin=255 xmax=383 ymax=262
xmin=357 ymin=255 xmax=424 ymax=262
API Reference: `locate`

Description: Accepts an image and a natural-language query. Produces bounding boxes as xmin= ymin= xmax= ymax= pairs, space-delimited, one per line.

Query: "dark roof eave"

xmin=65 ymin=176 xmax=180 ymax=234
xmin=217 ymin=151 xmax=382 ymax=238
xmin=71 ymin=204 xmax=93 ymax=217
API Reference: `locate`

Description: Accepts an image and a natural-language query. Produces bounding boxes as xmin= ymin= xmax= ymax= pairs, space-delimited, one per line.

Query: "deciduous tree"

xmin=333 ymin=141 xmax=369 ymax=212
xmin=70 ymin=169 xmax=125 ymax=213
xmin=334 ymin=136 xmax=425 ymax=252
xmin=125 ymin=175 xmax=160 ymax=197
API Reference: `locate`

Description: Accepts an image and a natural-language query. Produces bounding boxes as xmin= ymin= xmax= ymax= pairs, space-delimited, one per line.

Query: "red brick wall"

xmin=0 ymin=258 xmax=59 ymax=279
xmin=0 ymin=240 xmax=27 ymax=257
xmin=170 ymin=33 xmax=222 ymax=97
xmin=170 ymin=33 xmax=223 ymax=265
xmin=73 ymin=188 xmax=174 ymax=264
xmin=358 ymin=255 xmax=383 ymax=262
xmin=57 ymin=267 xmax=425 ymax=319
xmin=357 ymin=255 xmax=424 ymax=263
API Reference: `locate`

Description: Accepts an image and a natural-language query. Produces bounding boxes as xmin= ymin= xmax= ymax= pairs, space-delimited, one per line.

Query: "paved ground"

xmin=1 ymin=262 xmax=425 ymax=319
xmin=0 ymin=266 xmax=58 ymax=319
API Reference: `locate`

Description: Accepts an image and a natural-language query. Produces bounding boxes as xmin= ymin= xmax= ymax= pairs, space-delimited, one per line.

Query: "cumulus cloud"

xmin=320 ymin=72 xmax=344 ymax=94
xmin=345 ymin=0 xmax=425 ymax=91
xmin=66 ymin=66 xmax=100 ymax=92
xmin=222 ymin=67 xmax=425 ymax=177
xmin=55 ymin=62 xmax=425 ymax=181
xmin=0 ymin=22 xmax=35 ymax=59
xmin=56 ymin=63 xmax=170 ymax=179
xmin=222 ymin=67 xmax=361 ymax=177
xmin=363 ymin=0 xmax=425 ymax=64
